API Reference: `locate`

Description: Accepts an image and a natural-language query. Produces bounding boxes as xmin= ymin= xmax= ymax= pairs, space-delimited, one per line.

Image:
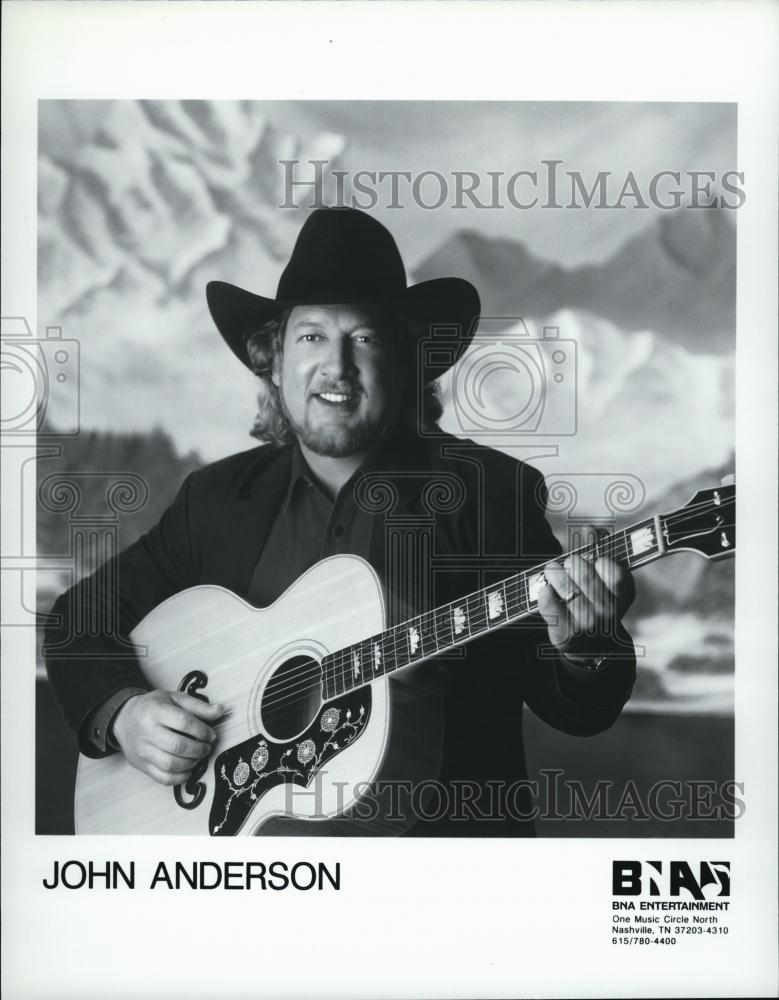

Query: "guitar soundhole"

xmin=261 ymin=655 xmax=323 ymax=742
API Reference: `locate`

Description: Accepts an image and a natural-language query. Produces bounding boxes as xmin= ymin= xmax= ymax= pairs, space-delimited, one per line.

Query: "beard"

xmin=292 ymin=416 xmax=378 ymax=457
xmin=280 ymin=394 xmax=388 ymax=458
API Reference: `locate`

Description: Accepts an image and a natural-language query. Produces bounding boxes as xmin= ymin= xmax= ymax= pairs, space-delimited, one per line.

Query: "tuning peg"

xmin=720 ymin=474 xmax=735 ymax=486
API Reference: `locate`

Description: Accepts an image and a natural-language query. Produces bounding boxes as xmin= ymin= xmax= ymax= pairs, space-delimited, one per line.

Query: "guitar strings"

xmin=257 ymin=502 xmax=738 ymax=719
xmin=253 ymin=495 xmax=735 ymax=715
xmin=280 ymin=501 xmax=732 ymax=704
xmin=255 ymin=495 xmax=736 ymax=713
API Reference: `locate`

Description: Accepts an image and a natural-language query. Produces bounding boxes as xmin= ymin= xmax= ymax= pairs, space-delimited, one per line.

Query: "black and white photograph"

xmin=2 ymin=3 xmax=777 ymax=999
xmin=34 ymin=98 xmax=739 ymax=840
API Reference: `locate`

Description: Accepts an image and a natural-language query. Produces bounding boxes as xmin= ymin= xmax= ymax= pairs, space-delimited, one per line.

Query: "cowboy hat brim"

xmin=206 ymin=276 xmax=480 ymax=380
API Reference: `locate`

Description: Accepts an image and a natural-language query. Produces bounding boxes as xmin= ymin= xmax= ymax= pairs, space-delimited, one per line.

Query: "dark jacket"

xmin=45 ymin=430 xmax=635 ymax=834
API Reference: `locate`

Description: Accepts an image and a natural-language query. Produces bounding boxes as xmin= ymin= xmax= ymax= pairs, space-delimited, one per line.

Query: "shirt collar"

xmin=284 ymin=424 xmax=429 ymax=512
xmin=283 ymin=442 xmax=320 ymax=511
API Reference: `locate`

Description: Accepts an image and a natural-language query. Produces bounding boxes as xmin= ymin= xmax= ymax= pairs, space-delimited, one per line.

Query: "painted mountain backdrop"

xmin=416 ymin=209 xmax=734 ymax=352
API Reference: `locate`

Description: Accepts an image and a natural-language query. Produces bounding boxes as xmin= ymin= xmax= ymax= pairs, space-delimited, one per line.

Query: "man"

xmin=46 ymin=207 xmax=636 ymax=835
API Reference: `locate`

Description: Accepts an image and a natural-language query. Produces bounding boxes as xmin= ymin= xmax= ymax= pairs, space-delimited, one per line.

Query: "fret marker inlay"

xmin=488 ymin=591 xmax=504 ymax=619
xmin=453 ymin=607 xmax=466 ymax=634
xmin=630 ymin=526 xmax=654 ymax=556
xmin=373 ymin=644 xmax=381 ymax=670
xmin=527 ymin=572 xmax=546 ymax=603
xmin=353 ymin=652 xmax=361 ymax=679
xmin=408 ymin=626 xmax=420 ymax=655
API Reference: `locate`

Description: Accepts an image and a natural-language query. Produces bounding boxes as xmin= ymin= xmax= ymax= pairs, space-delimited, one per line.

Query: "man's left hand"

xmin=536 ymin=525 xmax=636 ymax=666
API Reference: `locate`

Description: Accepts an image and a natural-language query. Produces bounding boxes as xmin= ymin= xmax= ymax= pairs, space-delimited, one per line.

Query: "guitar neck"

xmin=320 ymin=484 xmax=735 ymax=700
xmin=321 ymin=516 xmax=662 ymax=700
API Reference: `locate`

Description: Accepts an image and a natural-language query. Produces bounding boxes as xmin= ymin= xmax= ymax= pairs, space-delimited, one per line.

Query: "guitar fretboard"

xmin=321 ymin=514 xmax=665 ymax=700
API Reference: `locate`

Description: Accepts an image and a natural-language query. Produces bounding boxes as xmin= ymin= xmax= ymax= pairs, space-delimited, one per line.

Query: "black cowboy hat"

xmin=206 ymin=207 xmax=480 ymax=380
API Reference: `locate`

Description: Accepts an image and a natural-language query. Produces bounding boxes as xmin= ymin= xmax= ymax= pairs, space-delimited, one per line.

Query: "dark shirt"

xmin=248 ymin=444 xmax=374 ymax=608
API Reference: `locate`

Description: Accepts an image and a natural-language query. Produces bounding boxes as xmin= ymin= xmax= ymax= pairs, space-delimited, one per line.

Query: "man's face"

xmin=273 ymin=303 xmax=401 ymax=458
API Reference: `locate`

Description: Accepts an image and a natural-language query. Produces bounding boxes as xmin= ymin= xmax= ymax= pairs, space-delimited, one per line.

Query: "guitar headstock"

xmin=661 ymin=484 xmax=736 ymax=560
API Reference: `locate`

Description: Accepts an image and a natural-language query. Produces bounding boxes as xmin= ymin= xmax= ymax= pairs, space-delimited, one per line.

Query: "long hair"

xmin=245 ymin=308 xmax=443 ymax=446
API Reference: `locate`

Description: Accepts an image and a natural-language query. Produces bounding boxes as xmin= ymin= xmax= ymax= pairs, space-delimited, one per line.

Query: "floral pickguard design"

xmin=209 ymin=690 xmax=371 ymax=835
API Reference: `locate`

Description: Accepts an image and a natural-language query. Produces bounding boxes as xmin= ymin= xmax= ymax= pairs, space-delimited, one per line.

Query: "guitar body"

xmin=75 ymin=555 xmax=444 ymax=836
xmin=73 ymin=482 xmax=734 ymax=836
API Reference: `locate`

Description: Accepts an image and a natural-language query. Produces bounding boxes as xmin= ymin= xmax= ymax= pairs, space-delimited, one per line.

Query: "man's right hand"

xmin=111 ymin=690 xmax=225 ymax=786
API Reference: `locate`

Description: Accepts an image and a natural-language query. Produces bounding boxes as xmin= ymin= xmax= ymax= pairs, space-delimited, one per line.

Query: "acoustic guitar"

xmin=74 ymin=484 xmax=735 ymax=836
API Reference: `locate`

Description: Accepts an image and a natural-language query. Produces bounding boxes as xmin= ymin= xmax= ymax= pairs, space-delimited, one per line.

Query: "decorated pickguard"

xmin=209 ymin=689 xmax=372 ymax=836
